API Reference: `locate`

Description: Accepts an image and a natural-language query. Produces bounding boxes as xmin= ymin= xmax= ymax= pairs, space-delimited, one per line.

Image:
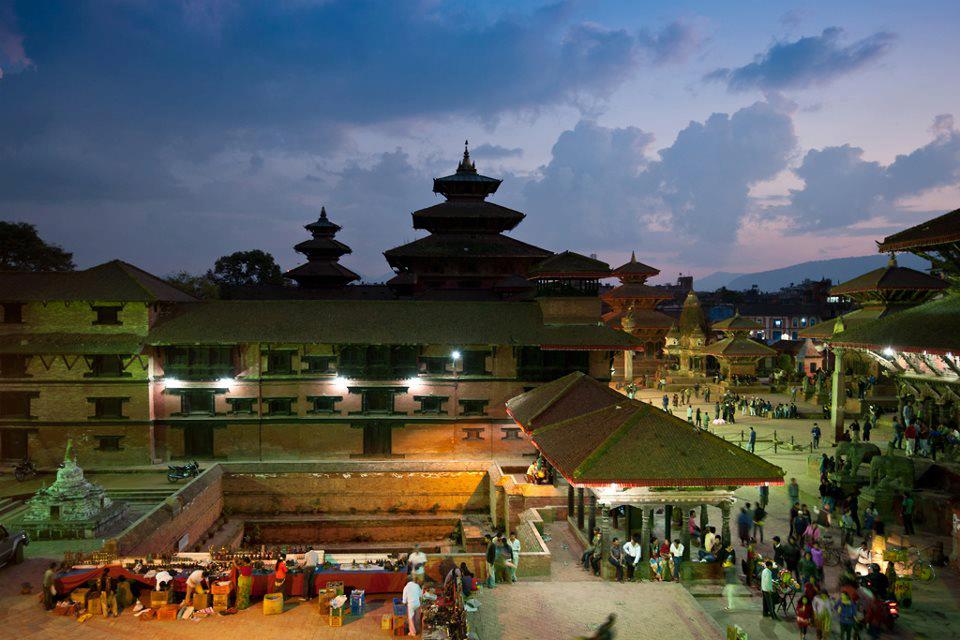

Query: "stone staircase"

xmin=0 ymin=496 xmax=26 ymax=520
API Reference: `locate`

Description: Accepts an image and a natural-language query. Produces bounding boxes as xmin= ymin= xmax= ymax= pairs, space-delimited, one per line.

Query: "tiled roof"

xmin=147 ymin=300 xmax=643 ymax=348
xmin=701 ymin=335 xmax=777 ymax=357
xmin=602 ymin=308 xmax=674 ymax=330
xmin=0 ymin=260 xmax=197 ymax=303
xmin=612 ymin=252 xmax=660 ymax=279
xmin=528 ymin=251 xmax=611 ymax=278
xmin=830 ymin=262 xmax=946 ymax=295
xmin=798 ymin=307 xmax=885 ymax=339
xmin=877 ymin=208 xmax=960 ymax=252
xmin=830 ymin=293 xmax=960 ymax=354
xmin=506 ymin=372 xmax=784 ymax=487
xmin=770 ymin=339 xmax=804 ymax=355
xmin=283 ymin=261 xmax=360 ymax=283
xmin=601 ymin=283 xmax=672 ymax=301
xmin=712 ymin=313 xmax=763 ymax=332
xmin=0 ymin=333 xmax=144 ymax=354
xmin=383 ymin=234 xmax=552 ymax=259
xmin=412 ymin=200 xmax=524 ymax=226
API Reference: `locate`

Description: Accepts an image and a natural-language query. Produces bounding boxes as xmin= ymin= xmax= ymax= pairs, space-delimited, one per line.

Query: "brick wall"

xmin=113 ymin=464 xmax=224 ymax=556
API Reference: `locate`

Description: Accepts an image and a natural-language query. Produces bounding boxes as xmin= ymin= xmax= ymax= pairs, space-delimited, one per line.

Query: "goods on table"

xmin=211 ymin=581 xmax=232 ymax=595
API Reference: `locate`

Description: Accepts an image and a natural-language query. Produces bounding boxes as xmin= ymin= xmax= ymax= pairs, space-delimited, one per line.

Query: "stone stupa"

xmin=21 ymin=440 xmax=127 ymax=539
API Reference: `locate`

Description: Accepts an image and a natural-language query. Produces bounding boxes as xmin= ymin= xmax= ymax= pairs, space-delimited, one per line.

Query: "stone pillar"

xmin=640 ymin=508 xmax=652 ymax=562
xmin=612 ymin=507 xmax=619 ymax=530
xmin=576 ymin=488 xmax=585 ymax=530
xmin=720 ymin=502 xmax=731 ymax=547
xmin=681 ymin=510 xmax=692 ymax=562
xmin=664 ymin=505 xmax=673 ymax=542
xmin=623 ymin=505 xmax=633 ymax=539
xmin=624 ymin=350 xmax=634 ymax=382
xmin=567 ymin=485 xmax=574 ymax=520
xmin=699 ymin=504 xmax=709 ymax=543
xmin=599 ymin=503 xmax=612 ymax=579
xmin=831 ymin=347 xmax=847 ymax=440
xmin=588 ymin=493 xmax=597 ymax=535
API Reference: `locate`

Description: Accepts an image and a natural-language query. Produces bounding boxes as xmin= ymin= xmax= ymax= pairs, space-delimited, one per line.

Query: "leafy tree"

xmin=0 ymin=221 xmax=75 ymax=271
xmin=211 ymin=250 xmax=284 ymax=288
xmin=165 ymin=270 xmax=220 ymax=299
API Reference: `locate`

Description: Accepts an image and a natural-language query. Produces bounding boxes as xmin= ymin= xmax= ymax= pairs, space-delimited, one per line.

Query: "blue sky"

xmin=1 ymin=0 xmax=958 ymax=282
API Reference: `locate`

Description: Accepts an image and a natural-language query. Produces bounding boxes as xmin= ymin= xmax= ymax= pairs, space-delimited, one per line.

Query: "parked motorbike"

xmin=14 ymin=458 xmax=38 ymax=482
xmin=167 ymin=460 xmax=201 ymax=483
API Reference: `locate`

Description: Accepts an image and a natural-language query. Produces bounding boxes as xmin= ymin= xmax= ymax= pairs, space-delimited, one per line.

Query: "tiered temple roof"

xmin=285 ymin=207 xmax=361 ymax=289
xmin=505 ymin=372 xmax=783 ymax=487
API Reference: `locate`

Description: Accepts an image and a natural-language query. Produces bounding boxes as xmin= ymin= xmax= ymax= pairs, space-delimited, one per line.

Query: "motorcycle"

xmin=167 ymin=460 xmax=201 ymax=483
xmin=14 ymin=458 xmax=38 ymax=482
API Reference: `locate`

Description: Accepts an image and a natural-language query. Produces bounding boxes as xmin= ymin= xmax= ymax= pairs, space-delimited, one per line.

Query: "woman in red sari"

xmin=796 ymin=595 xmax=813 ymax=639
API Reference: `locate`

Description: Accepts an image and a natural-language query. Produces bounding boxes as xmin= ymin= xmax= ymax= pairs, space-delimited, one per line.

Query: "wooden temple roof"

xmin=830 ymin=259 xmax=946 ymax=296
xmin=0 ymin=260 xmax=197 ymax=303
xmin=711 ymin=313 xmax=762 ymax=333
xmin=383 ymin=233 xmax=552 ymax=260
xmin=611 ymin=252 xmax=660 ymax=280
xmin=877 ymin=207 xmax=960 ymax=253
xmin=829 ymin=293 xmax=960 ymax=355
xmin=528 ymin=251 xmax=612 ymax=279
xmin=146 ymin=300 xmax=643 ymax=349
xmin=505 ymin=372 xmax=784 ymax=487
xmin=701 ymin=335 xmax=777 ymax=357
xmin=602 ymin=308 xmax=675 ymax=330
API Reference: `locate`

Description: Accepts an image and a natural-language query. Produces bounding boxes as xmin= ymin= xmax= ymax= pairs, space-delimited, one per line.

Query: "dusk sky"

xmin=1 ymin=0 xmax=959 ymax=283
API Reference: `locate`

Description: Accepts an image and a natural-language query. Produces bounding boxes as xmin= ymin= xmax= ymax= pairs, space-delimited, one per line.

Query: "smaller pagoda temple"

xmin=21 ymin=441 xmax=127 ymax=539
xmin=704 ymin=312 xmax=777 ymax=381
xmin=602 ymin=252 xmax=674 ymax=381
xmin=665 ymin=291 xmax=711 ymax=379
xmin=285 ymin=207 xmax=361 ymax=289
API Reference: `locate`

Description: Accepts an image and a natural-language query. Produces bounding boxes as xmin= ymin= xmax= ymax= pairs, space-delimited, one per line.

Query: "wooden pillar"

xmin=640 ymin=508 xmax=652 ymax=562
xmin=720 ymin=502 xmax=731 ymax=547
xmin=576 ymin=488 xmax=585 ymax=530
xmin=681 ymin=510 xmax=692 ymax=562
xmin=831 ymin=347 xmax=846 ymax=440
xmin=699 ymin=504 xmax=709 ymax=543
xmin=624 ymin=350 xmax=634 ymax=382
xmin=612 ymin=506 xmax=619 ymax=530
xmin=664 ymin=505 xmax=673 ymax=542
xmin=599 ymin=503 xmax=612 ymax=580
xmin=588 ymin=493 xmax=597 ymax=535
xmin=567 ymin=484 xmax=574 ymax=519
xmin=623 ymin=505 xmax=633 ymax=538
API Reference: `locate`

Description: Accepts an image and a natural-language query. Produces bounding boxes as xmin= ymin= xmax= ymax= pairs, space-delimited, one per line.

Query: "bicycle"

xmin=821 ymin=533 xmax=844 ymax=567
xmin=884 ymin=546 xmax=936 ymax=583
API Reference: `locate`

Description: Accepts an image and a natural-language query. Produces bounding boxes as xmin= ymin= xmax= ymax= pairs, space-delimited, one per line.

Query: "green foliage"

xmin=165 ymin=270 xmax=220 ymax=299
xmin=0 ymin=221 xmax=75 ymax=271
xmin=211 ymin=249 xmax=284 ymax=288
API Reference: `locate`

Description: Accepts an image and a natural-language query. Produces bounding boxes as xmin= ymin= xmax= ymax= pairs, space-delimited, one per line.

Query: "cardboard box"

xmin=157 ymin=604 xmax=180 ymax=621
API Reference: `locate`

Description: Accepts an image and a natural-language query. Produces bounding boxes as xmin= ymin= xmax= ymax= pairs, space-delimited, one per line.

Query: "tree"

xmin=165 ymin=270 xmax=220 ymax=299
xmin=0 ymin=222 xmax=75 ymax=271
xmin=211 ymin=250 xmax=284 ymax=288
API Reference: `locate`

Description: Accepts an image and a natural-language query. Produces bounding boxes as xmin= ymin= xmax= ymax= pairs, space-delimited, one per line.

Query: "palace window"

xmin=459 ymin=399 xmax=489 ymax=416
xmin=180 ymin=390 xmax=215 ymax=416
xmin=516 ymin=347 xmax=590 ymax=381
xmin=791 ymin=318 xmax=798 ymax=328
xmin=363 ymin=388 xmax=394 ymax=414
xmin=307 ymin=396 xmax=342 ymax=414
xmin=460 ymin=350 xmax=490 ymax=375
xmin=163 ymin=346 xmax=234 ymax=380
xmin=92 ymin=306 xmax=122 ymax=326
xmin=0 ymin=355 xmax=28 ymax=378
xmin=226 ymin=398 xmax=256 ymax=415
xmin=414 ymin=395 xmax=448 ymax=415
xmin=87 ymin=355 xmax=130 ymax=378
xmin=89 ymin=397 xmax=128 ymax=419
xmin=0 ymin=391 xmax=37 ymax=419
xmin=95 ymin=436 xmax=124 ymax=452
xmin=773 ymin=319 xmax=782 ymax=328
xmin=265 ymin=398 xmax=296 ymax=416
xmin=302 ymin=355 xmax=336 ymax=374
xmin=419 ymin=357 xmax=449 ymax=375
xmin=1 ymin=303 xmax=23 ymax=324
xmin=339 ymin=345 xmax=420 ymax=379
xmin=265 ymin=350 xmax=295 ymax=374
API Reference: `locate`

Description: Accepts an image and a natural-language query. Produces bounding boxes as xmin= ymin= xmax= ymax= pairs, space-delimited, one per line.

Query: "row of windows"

xmin=1 ymin=303 xmax=123 ymax=326
xmin=762 ymin=317 xmax=818 ymax=328
xmin=0 ymin=354 xmax=132 ymax=378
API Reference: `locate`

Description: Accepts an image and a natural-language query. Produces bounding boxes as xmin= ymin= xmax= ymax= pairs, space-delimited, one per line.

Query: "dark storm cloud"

xmin=518 ymin=100 xmax=798 ymax=264
xmin=705 ymin=27 xmax=895 ymax=92
xmin=784 ymin=115 xmax=960 ymax=232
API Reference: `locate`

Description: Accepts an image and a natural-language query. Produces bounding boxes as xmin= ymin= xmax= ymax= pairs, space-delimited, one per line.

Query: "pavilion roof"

xmin=383 ymin=233 xmax=552 ymax=260
xmin=505 ymin=372 xmax=784 ymax=487
xmin=411 ymin=200 xmax=525 ymax=232
xmin=528 ymin=251 xmax=612 ymax=279
xmin=711 ymin=313 xmax=762 ymax=332
xmin=147 ymin=299 xmax=643 ymax=349
xmin=601 ymin=283 xmax=672 ymax=301
xmin=602 ymin=308 xmax=674 ymax=330
xmin=612 ymin=252 xmax=660 ymax=280
xmin=798 ymin=307 xmax=886 ymax=340
xmin=0 ymin=260 xmax=197 ymax=303
xmin=829 ymin=293 xmax=960 ymax=354
xmin=830 ymin=259 xmax=946 ymax=296
xmin=283 ymin=261 xmax=361 ymax=284
xmin=877 ymin=207 xmax=960 ymax=253
xmin=701 ymin=335 xmax=777 ymax=357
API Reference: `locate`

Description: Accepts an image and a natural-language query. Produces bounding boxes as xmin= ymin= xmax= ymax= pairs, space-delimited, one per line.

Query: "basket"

xmin=392 ymin=615 xmax=408 ymax=636
xmin=192 ymin=593 xmax=211 ymax=609
xmin=211 ymin=581 xmax=232 ymax=595
xmin=263 ymin=592 xmax=284 ymax=616
xmin=212 ymin=593 xmax=230 ymax=612
xmin=149 ymin=590 xmax=170 ymax=607
xmin=317 ymin=586 xmax=336 ymax=608
xmin=86 ymin=596 xmax=103 ymax=616
xmin=70 ymin=588 xmax=90 ymax=605
xmin=381 ymin=614 xmax=393 ymax=631
xmin=329 ymin=604 xmax=345 ymax=627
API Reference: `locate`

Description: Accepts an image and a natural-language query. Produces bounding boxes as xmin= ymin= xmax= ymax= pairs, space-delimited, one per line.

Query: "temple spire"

xmin=457 ymin=139 xmax=477 ymax=174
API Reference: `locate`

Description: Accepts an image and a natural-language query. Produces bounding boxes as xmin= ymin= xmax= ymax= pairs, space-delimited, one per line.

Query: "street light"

xmin=451 ymin=350 xmax=461 ymax=360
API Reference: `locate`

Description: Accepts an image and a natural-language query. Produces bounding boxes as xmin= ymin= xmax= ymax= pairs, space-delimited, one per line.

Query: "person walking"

xmin=761 ymin=561 xmax=779 ymax=620
xmin=759 ymin=484 xmax=769 ymax=510
xmin=748 ymin=426 xmax=757 ymax=453
xmin=901 ymin=493 xmax=915 ymax=535
xmin=737 ymin=508 xmax=751 ymax=546
xmin=508 ymin=531 xmax=521 ymax=583
xmin=796 ymin=595 xmax=814 ymax=639
xmin=485 ymin=535 xmax=497 ymax=588
xmin=788 ymin=478 xmax=800 ymax=506
xmin=752 ymin=503 xmax=767 ymax=543
xmin=42 ymin=562 xmax=57 ymax=610
xmin=811 ymin=423 xmax=821 ymax=449
xmin=662 ymin=394 xmax=669 ymax=412
xmin=402 ymin=576 xmax=422 ymax=637
xmin=687 ymin=405 xmax=693 ymax=423
xmin=812 ymin=591 xmax=832 ymax=640
xmin=835 ymin=592 xmax=858 ymax=640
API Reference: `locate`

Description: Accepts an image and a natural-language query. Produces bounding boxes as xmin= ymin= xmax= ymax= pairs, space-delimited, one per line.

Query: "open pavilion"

xmin=505 ymin=372 xmax=783 ymax=578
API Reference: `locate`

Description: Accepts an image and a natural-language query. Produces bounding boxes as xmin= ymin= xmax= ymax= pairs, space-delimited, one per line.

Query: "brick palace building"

xmin=0 ymin=146 xmax=641 ymax=467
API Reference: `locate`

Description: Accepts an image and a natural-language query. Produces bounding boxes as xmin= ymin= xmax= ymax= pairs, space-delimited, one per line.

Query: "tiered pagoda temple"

xmin=703 ymin=312 xmax=776 ymax=379
xmin=601 ymin=252 xmax=673 ymax=381
xmin=285 ymin=207 xmax=361 ymax=289
xmin=383 ymin=142 xmax=551 ymax=294
xmin=664 ymin=291 xmax=711 ymax=382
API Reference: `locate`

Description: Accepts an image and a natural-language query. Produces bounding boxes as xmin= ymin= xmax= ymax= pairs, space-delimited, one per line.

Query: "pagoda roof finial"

xmin=887 ymin=252 xmax=897 ymax=268
xmin=320 ymin=206 xmax=328 ymax=220
xmin=457 ymin=139 xmax=477 ymax=174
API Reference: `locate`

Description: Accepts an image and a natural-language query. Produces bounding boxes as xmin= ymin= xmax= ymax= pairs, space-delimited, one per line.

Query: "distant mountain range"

xmin=697 ymin=253 xmax=931 ymax=292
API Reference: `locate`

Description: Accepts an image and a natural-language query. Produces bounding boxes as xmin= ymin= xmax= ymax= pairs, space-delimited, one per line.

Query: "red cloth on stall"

xmin=54 ymin=565 xmax=154 ymax=595
xmin=313 ymin=570 xmax=408 ymax=594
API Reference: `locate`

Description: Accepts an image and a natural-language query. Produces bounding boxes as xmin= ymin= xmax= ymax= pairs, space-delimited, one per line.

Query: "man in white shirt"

xmin=154 ymin=570 xmax=173 ymax=592
xmin=303 ymin=549 xmax=322 ymax=598
xmin=621 ymin=536 xmax=641 ymax=581
xmin=401 ymin=577 xmax=422 ymax=637
xmin=407 ymin=544 xmax=427 ymax=584
xmin=508 ymin=531 xmax=521 ymax=583
xmin=760 ymin=561 xmax=778 ymax=620
xmin=669 ymin=538 xmax=685 ymax=581
xmin=184 ymin=569 xmax=206 ymax=604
